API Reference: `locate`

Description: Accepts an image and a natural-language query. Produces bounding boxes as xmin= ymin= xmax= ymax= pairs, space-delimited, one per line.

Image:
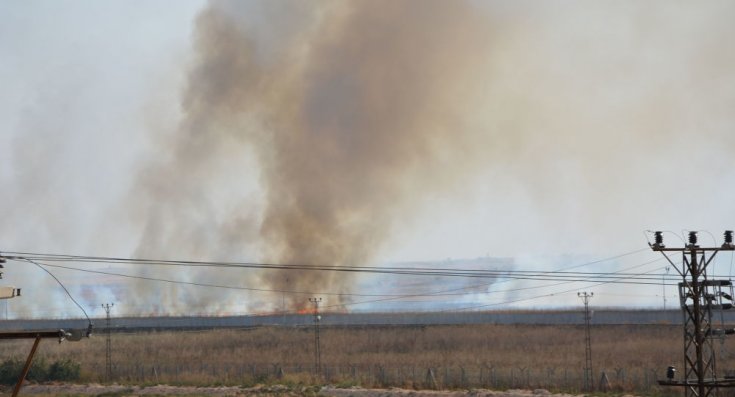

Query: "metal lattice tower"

xmin=578 ymin=291 xmax=594 ymax=392
xmin=308 ymin=297 xmax=322 ymax=377
xmin=101 ymin=303 xmax=114 ymax=381
xmin=652 ymin=230 xmax=735 ymax=397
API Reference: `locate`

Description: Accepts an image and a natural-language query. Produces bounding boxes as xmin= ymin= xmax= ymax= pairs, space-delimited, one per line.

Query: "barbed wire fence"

xmin=102 ymin=363 xmax=664 ymax=393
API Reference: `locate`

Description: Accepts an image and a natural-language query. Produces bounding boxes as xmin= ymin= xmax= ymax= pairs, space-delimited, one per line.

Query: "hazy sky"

xmin=1 ymin=1 xmax=734 ymax=316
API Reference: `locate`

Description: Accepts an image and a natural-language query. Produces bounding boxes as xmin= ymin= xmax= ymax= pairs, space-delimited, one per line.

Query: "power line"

xmin=7 ymin=255 xmax=679 ymax=306
xmin=0 ymin=248 xmax=673 ymax=315
xmin=323 ymin=249 xmax=654 ymax=310
xmin=357 ymin=250 xmax=650 ymax=307
xmin=1 ymin=253 xmax=680 ymax=285
xmin=440 ymin=257 xmax=671 ymax=312
xmin=1 ymin=249 xmax=659 ymax=280
xmin=22 ymin=258 xmax=91 ymax=323
xmin=326 ymin=257 xmax=668 ymax=312
xmin=418 ymin=257 xmax=669 ymax=311
xmin=7 ymin=257 xmax=678 ymax=323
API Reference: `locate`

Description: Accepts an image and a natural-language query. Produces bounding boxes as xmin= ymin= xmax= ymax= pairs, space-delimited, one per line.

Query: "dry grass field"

xmin=0 ymin=323 xmax=731 ymax=394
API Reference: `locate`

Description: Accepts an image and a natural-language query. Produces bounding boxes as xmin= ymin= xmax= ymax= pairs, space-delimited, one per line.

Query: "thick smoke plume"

xmin=131 ymin=0 xmax=496 ymax=312
xmin=126 ymin=0 xmax=735 ymax=313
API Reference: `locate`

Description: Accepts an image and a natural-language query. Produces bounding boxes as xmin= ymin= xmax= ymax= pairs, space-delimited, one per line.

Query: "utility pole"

xmin=308 ymin=297 xmax=322 ymax=377
xmin=652 ymin=230 xmax=735 ymax=397
xmin=578 ymin=292 xmax=594 ymax=392
xmin=664 ymin=266 xmax=671 ymax=311
xmin=101 ymin=303 xmax=114 ymax=381
xmin=282 ymin=276 xmax=289 ymax=326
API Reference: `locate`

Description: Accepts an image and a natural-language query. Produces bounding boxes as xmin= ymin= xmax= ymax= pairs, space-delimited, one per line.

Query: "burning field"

xmin=3 ymin=1 xmax=735 ymax=395
xmin=3 ymin=0 xmax=735 ymax=317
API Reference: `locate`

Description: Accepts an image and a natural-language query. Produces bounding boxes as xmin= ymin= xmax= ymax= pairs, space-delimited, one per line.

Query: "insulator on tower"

xmin=689 ymin=231 xmax=698 ymax=246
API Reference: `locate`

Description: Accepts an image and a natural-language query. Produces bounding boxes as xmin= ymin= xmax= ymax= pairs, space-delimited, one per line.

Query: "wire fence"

xmin=103 ymin=363 xmax=666 ymax=393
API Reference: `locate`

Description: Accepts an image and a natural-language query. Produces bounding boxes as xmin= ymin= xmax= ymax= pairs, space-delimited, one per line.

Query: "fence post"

xmin=599 ymin=371 xmax=610 ymax=392
xmin=426 ymin=368 xmax=438 ymax=390
xmin=650 ymin=368 xmax=658 ymax=390
xmin=546 ymin=367 xmax=556 ymax=389
xmin=275 ymin=364 xmax=284 ymax=379
xmin=614 ymin=367 xmax=624 ymax=389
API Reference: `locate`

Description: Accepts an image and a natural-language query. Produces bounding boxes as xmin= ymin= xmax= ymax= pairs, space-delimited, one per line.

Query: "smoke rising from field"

xmin=130 ymin=0 xmax=497 ymax=311
xmin=3 ymin=1 xmax=735 ymax=317
xmin=128 ymin=0 xmax=735 ymax=313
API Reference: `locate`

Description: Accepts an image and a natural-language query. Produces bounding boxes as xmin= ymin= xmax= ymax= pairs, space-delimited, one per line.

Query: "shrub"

xmin=48 ymin=358 xmax=81 ymax=381
xmin=27 ymin=356 xmax=48 ymax=382
xmin=0 ymin=357 xmax=23 ymax=385
xmin=0 ymin=357 xmax=81 ymax=384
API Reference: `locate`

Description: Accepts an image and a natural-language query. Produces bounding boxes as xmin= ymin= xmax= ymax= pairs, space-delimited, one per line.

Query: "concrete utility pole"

xmin=101 ymin=303 xmax=114 ymax=381
xmin=652 ymin=230 xmax=735 ymax=397
xmin=578 ymin=291 xmax=594 ymax=392
xmin=308 ymin=297 xmax=322 ymax=377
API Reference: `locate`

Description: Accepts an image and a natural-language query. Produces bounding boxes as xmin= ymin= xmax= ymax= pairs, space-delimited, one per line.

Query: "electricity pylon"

xmin=101 ymin=303 xmax=114 ymax=381
xmin=578 ymin=291 xmax=594 ymax=392
xmin=652 ymin=230 xmax=735 ymax=397
xmin=308 ymin=297 xmax=322 ymax=377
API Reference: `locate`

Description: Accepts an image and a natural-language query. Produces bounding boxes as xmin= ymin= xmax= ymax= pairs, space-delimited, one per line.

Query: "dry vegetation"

xmin=0 ymin=323 xmax=730 ymax=393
